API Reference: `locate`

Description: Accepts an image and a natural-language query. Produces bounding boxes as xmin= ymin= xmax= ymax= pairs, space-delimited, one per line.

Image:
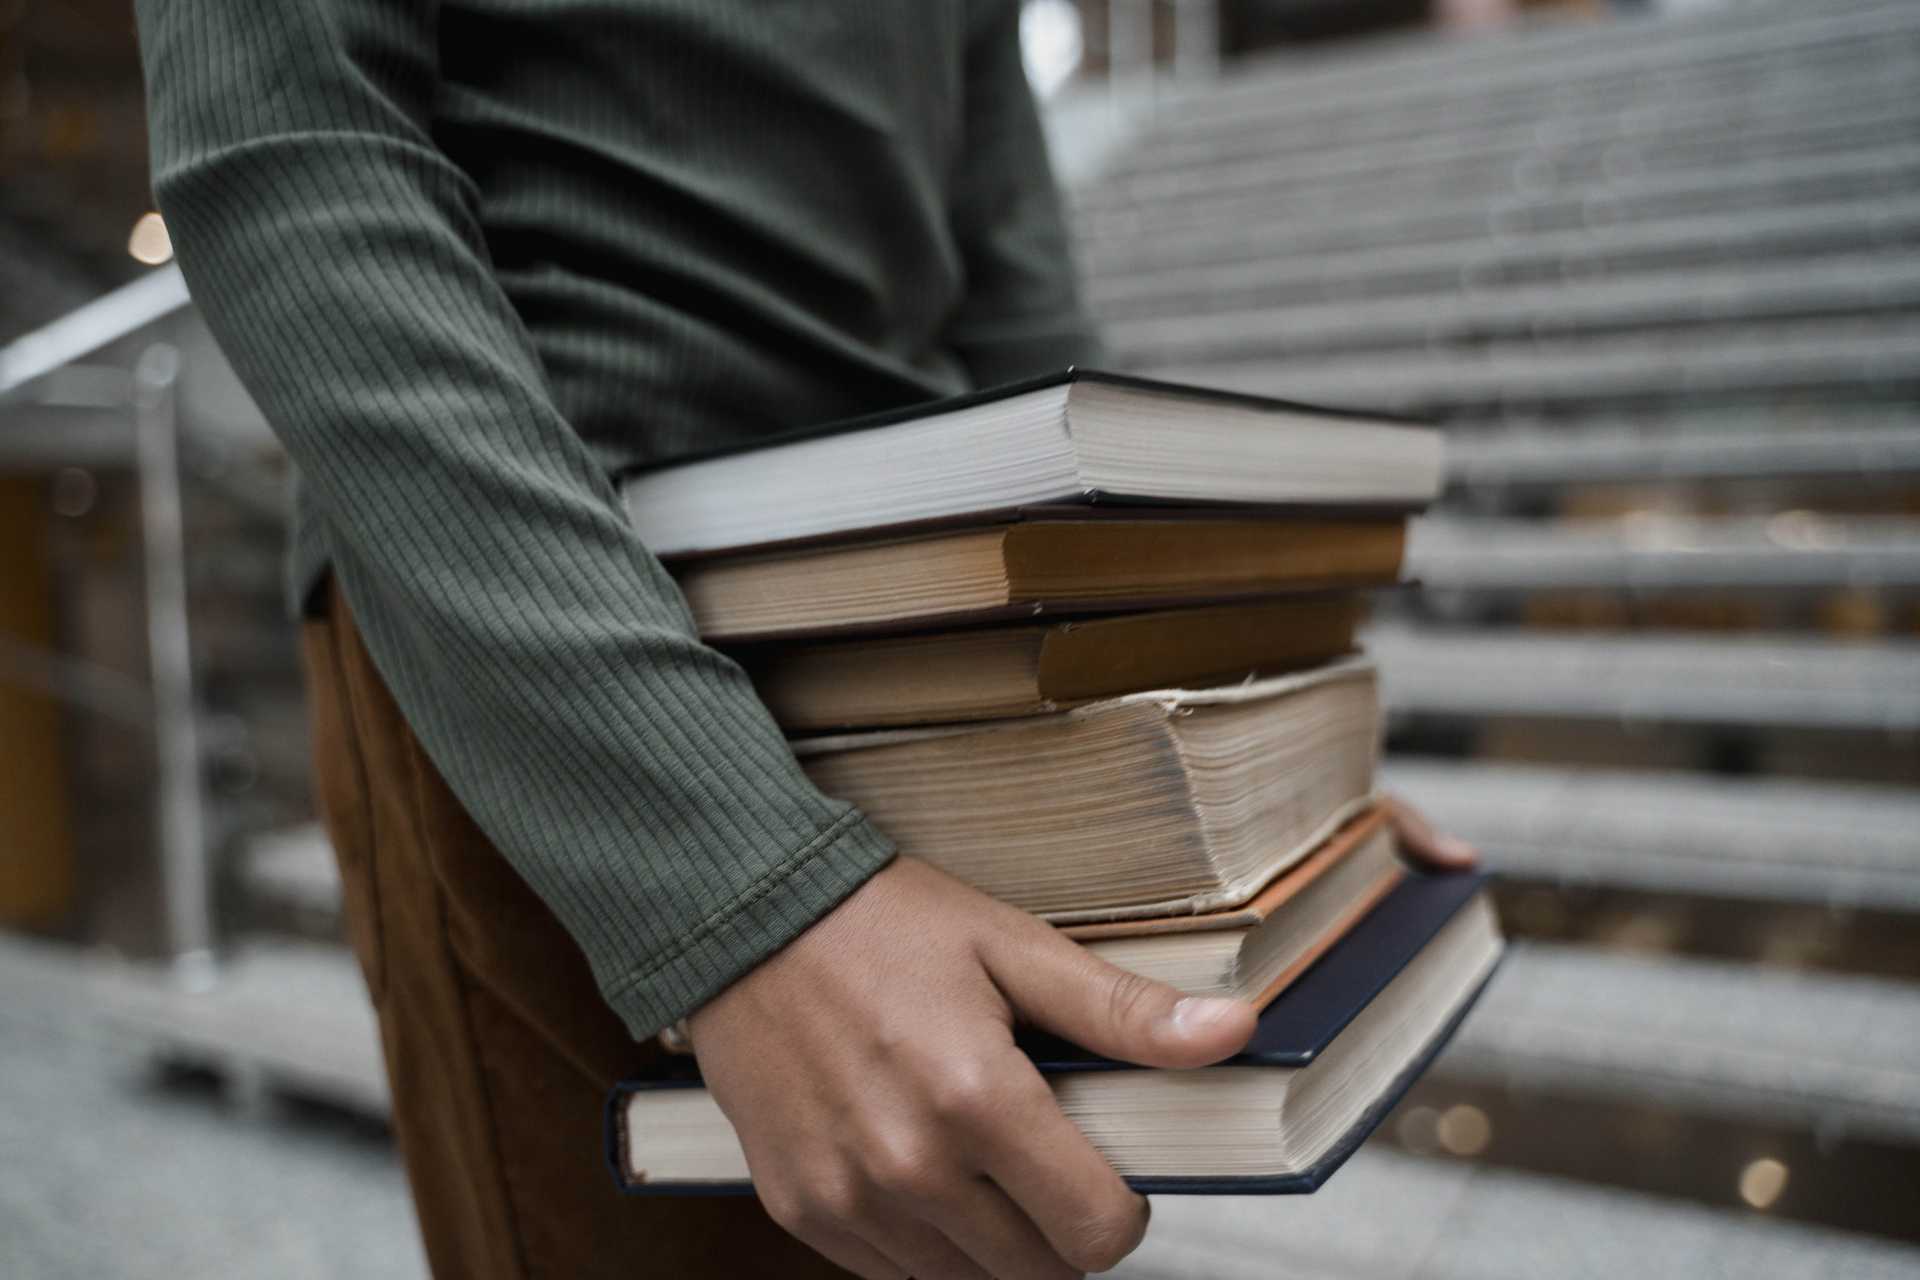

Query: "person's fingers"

xmin=761 ymin=1168 xmax=981 ymax=1280
xmin=963 ymin=1050 xmax=1148 ymax=1274
xmin=980 ymin=908 xmax=1256 ymax=1068
xmin=910 ymin=1173 xmax=1087 ymax=1280
xmin=1382 ymin=794 xmax=1479 ymax=869
xmin=861 ymin=1213 xmax=993 ymax=1280
xmin=757 ymin=1174 xmax=911 ymax=1280
xmin=790 ymin=1225 xmax=909 ymax=1280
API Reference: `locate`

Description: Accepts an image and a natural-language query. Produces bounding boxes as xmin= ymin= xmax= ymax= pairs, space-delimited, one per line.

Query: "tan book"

xmin=1065 ymin=809 xmax=1404 ymax=1006
xmin=749 ymin=595 xmax=1362 ymax=731
xmin=674 ymin=515 xmax=1406 ymax=642
xmin=796 ymin=659 xmax=1382 ymax=921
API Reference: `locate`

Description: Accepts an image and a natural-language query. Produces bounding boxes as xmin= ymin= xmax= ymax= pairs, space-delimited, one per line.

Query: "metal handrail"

xmin=0 ymin=265 xmax=190 ymax=403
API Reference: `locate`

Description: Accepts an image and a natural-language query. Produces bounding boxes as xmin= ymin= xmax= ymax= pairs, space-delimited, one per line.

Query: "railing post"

xmin=1109 ymin=0 xmax=1155 ymax=111
xmin=133 ymin=341 xmax=215 ymax=987
xmin=1174 ymin=0 xmax=1219 ymax=83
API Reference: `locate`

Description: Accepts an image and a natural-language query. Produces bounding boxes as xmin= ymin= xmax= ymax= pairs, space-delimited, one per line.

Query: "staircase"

xmin=1075 ymin=0 xmax=1920 ymax=1264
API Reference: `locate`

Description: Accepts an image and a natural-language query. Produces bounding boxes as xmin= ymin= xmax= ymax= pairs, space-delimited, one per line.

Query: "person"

xmin=133 ymin=2 xmax=1478 ymax=1275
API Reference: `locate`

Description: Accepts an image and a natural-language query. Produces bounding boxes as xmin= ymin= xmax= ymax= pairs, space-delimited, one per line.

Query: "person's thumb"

xmin=981 ymin=913 xmax=1257 ymax=1069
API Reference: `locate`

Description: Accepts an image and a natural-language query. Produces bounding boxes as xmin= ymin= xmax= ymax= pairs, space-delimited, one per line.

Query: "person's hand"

xmin=1379 ymin=794 xmax=1480 ymax=870
xmin=687 ymin=855 xmax=1258 ymax=1279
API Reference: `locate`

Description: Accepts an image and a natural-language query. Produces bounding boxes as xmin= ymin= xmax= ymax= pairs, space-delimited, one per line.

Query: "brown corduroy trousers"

xmin=298 ymin=572 xmax=849 ymax=1278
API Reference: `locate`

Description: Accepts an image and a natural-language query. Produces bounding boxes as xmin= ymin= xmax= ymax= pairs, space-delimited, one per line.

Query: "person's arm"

xmin=132 ymin=0 xmax=895 ymax=1038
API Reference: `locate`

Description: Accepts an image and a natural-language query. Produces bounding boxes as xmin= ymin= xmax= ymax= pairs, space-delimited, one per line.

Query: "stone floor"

xmin=8 ymin=933 xmax=1917 ymax=1280
xmin=0 ymin=945 xmax=424 ymax=1280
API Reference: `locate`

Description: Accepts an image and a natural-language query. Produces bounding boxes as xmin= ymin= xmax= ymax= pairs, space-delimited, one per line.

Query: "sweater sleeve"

xmin=946 ymin=0 xmax=1105 ymax=385
xmin=132 ymin=0 xmax=894 ymax=1037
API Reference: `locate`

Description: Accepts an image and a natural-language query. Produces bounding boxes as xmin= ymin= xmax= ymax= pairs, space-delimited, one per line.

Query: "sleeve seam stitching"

xmin=602 ymin=808 xmax=876 ymax=997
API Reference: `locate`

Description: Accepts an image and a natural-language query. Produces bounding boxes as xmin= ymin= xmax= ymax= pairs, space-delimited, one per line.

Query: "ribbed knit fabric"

xmin=132 ymin=0 xmax=1097 ymax=1037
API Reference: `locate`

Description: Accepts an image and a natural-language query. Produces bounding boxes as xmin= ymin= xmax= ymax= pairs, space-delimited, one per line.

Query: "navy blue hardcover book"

xmin=607 ymin=871 xmax=1499 ymax=1196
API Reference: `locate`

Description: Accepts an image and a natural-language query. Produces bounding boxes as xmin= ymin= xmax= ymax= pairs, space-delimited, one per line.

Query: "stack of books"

xmin=607 ymin=372 xmax=1504 ymax=1194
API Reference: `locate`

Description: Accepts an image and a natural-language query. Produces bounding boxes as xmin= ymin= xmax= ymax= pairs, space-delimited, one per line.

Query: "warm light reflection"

xmin=1739 ymin=1157 xmax=1790 ymax=1210
xmin=1436 ymin=1103 xmax=1492 ymax=1156
xmin=1396 ymin=1104 xmax=1441 ymax=1154
xmin=128 ymin=211 xmax=174 ymax=265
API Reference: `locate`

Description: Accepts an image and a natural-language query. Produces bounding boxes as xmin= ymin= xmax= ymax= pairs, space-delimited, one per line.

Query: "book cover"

xmin=606 ymin=871 xmax=1495 ymax=1196
xmin=613 ymin=369 xmax=1429 ymax=480
xmin=618 ymin=369 xmax=1443 ymax=558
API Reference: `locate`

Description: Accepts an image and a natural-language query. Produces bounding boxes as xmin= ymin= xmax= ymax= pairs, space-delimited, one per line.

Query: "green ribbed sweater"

xmin=132 ymin=0 xmax=1097 ymax=1037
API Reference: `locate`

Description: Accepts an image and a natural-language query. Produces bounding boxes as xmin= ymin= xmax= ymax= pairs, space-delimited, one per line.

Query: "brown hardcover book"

xmin=795 ymin=659 xmax=1381 ymax=920
xmin=747 ymin=595 xmax=1362 ymax=732
xmin=674 ymin=515 xmax=1406 ymax=642
xmin=1064 ymin=809 xmax=1404 ymax=1007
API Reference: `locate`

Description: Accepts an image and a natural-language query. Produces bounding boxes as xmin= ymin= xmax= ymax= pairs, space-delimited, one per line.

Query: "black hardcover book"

xmin=607 ymin=871 xmax=1501 ymax=1196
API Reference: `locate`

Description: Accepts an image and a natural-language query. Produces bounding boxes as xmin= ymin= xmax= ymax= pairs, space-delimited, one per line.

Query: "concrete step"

xmin=1441 ymin=942 xmax=1920 ymax=1143
xmin=1405 ymin=515 xmax=1920 ymax=592
xmin=86 ymin=938 xmax=387 ymax=1117
xmin=1087 ymin=193 xmax=1920 ymax=320
xmin=1145 ymin=0 xmax=1918 ymax=143
xmin=1105 ymin=249 xmax=1920 ymax=365
xmin=1147 ymin=315 xmax=1920 ymax=418
xmin=1365 ymin=624 xmax=1920 ymax=732
xmin=1120 ymin=38 xmax=1917 ymax=182
xmin=1382 ymin=759 xmax=1920 ymax=911
xmin=240 ymin=823 xmax=344 ymax=921
xmin=1078 ymin=142 xmax=1920 ymax=271
xmin=1120 ymin=1146 xmax=1920 ymax=1279
xmin=1084 ymin=97 xmax=1920 ymax=221
xmin=1440 ymin=416 xmax=1920 ymax=488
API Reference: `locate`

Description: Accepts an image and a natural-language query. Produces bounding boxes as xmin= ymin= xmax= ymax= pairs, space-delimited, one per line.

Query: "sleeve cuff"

xmin=600 ymin=810 xmax=898 ymax=1038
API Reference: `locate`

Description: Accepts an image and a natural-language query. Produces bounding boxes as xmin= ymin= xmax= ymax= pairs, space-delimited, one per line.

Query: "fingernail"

xmin=1437 ymin=836 xmax=1479 ymax=863
xmin=1170 ymin=997 xmax=1243 ymax=1035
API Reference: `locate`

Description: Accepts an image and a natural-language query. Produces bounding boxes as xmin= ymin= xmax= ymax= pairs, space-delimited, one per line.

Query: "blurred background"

xmin=2 ymin=0 xmax=1916 ymax=1276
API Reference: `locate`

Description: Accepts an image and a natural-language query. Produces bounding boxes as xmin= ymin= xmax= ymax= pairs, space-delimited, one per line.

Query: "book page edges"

xmin=788 ymin=657 xmax=1377 ymax=759
xmin=1245 ymin=865 xmax=1405 ymax=1010
xmin=1060 ymin=807 xmax=1390 ymax=939
xmin=1038 ymin=791 xmax=1379 ymax=926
